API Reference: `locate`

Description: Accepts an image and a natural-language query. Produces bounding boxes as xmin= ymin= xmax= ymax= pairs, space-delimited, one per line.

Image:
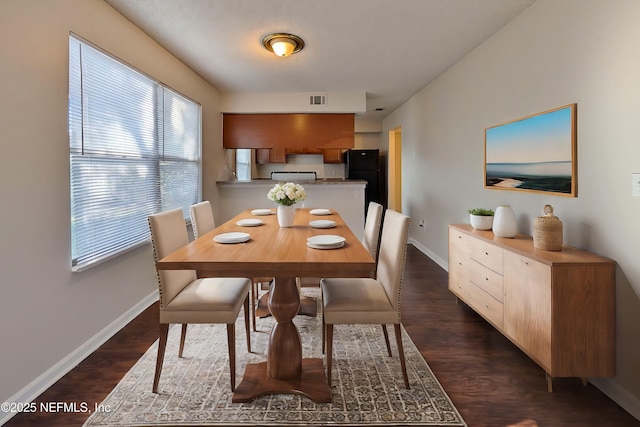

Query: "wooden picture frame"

xmin=484 ymin=104 xmax=577 ymax=197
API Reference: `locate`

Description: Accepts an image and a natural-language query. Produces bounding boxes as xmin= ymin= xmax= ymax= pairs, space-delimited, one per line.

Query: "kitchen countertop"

xmin=217 ymin=178 xmax=367 ymax=186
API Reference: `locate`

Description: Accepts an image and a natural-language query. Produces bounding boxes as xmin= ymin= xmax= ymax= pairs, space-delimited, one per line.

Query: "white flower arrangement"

xmin=267 ymin=182 xmax=306 ymax=206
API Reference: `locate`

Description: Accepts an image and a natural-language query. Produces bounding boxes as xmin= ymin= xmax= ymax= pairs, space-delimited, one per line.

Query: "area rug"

xmin=84 ymin=289 xmax=465 ymax=427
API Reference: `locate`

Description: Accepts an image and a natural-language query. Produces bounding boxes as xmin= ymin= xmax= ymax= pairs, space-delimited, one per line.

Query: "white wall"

xmin=383 ymin=0 xmax=640 ymax=418
xmin=0 ymin=0 xmax=223 ymax=409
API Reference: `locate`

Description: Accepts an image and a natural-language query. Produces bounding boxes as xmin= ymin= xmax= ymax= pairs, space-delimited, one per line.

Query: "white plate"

xmin=251 ymin=209 xmax=274 ymax=216
xmin=307 ymin=241 xmax=345 ymax=250
xmin=307 ymin=234 xmax=345 ymax=246
xmin=309 ymin=208 xmax=332 ymax=216
xmin=309 ymin=220 xmax=336 ymax=229
xmin=214 ymin=232 xmax=250 ymax=244
xmin=236 ymin=218 xmax=264 ymax=227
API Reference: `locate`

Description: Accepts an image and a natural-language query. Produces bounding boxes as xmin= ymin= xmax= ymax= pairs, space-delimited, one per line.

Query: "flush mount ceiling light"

xmin=262 ymin=33 xmax=305 ymax=57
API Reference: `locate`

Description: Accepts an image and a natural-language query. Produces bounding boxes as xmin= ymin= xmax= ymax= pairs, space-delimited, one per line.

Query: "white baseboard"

xmin=0 ymin=290 xmax=158 ymax=426
xmin=590 ymin=378 xmax=640 ymax=421
xmin=408 ymin=238 xmax=448 ymax=271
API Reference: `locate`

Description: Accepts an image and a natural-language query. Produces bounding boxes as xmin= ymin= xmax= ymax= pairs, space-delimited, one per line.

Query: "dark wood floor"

xmin=6 ymin=245 xmax=639 ymax=426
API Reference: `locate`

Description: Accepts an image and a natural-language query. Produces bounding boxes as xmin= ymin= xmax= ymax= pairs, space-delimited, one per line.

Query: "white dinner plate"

xmin=236 ymin=218 xmax=264 ymax=227
xmin=214 ymin=232 xmax=250 ymax=244
xmin=307 ymin=234 xmax=345 ymax=246
xmin=251 ymin=209 xmax=274 ymax=216
xmin=309 ymin=220 xmax=336 ymax=229
xmin=307 ymin=241 xmax=345 ymax=250
xmin=309 ymin=208 xmax=332 ymax=216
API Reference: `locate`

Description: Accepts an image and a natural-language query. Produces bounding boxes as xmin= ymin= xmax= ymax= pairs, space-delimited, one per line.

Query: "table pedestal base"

xmin=232 ymin=358 xmax=332 ymax=403
xmin=255 ymin=292 xmax=318 ymax=318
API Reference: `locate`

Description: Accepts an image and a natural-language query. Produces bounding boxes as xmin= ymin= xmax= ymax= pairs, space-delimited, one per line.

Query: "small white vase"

xmin=277 ymin=205 xmax=296 ymax=228
xmin=492 ymin=205 xmax=517 ymax=238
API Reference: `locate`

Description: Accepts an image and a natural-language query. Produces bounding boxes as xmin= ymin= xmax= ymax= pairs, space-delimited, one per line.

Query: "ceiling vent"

xmin=309 ymin=94 xmax=327 ymax=106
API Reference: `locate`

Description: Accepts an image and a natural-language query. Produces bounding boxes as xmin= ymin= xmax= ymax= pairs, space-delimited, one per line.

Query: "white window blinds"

xmin=69 ymin=35 xmax=201 ymax=272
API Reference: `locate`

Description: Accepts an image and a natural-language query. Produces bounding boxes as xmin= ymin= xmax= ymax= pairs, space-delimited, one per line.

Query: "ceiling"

xmin=104 ymin=0 xmax=536 ymax=119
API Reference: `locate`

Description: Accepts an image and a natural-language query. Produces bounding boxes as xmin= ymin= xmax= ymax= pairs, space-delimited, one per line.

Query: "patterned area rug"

xmin=84 ymin=289 xmax=465 ymax=426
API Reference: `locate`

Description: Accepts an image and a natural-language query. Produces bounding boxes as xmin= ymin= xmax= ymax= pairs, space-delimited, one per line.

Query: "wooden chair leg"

xmin=393 ymin=323 xmax=410 ymax=389
xmin=178 ymin=323 xmax=187 ymax=358
xmin=153 ymin=323 xmax=169 ymax=393
xmin=243 ymin=295 xmax=251 ymax=353
xmin=326 ymin=323 xmax=334 ymax=387
xmin=381 ymin=324 xmax=392 ymax=357
xmin=322 ymin=313 xmax=327 ymax=354
xmin=227 ymin=323 xmax=236 ymax=391
xmin=251 ymin=281 xmax=257 ymax=331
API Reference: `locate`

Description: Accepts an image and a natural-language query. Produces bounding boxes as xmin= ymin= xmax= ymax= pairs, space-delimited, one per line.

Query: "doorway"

xmin=388 ymin=127 xmax=402 ymax=212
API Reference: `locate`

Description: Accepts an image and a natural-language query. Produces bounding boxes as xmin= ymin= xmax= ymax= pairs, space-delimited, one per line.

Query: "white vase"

xmin=277 ymin=205 xmax=296 ymax=227
xmin=492 ymin=205 xmax=517 ymax=238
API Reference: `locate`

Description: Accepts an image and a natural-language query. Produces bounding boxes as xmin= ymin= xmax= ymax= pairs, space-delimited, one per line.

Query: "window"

xmin=69 ymin=35 xmax=201 ymax=272
xmin=236 ymin=149 xmax=252 ymax=181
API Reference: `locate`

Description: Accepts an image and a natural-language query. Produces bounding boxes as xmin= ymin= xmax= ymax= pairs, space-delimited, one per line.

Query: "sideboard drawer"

xmin=449 ymin=249 xmax=470 ymax=299
xmin=469 ymin=238 xmax=504 ymax=274
xmin=469 ymin=259 xmax=504 ymax=303
xmin=469 ymin=283 xmax=504 ymax=329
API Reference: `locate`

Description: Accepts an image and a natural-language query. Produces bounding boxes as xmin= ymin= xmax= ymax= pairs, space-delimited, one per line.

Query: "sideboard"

xmin=448 ymin=224 xmax=616 ymax=391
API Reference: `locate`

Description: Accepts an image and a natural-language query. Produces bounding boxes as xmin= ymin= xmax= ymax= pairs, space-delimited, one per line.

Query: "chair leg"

xmin=381 ymin=324 xmax=392 ymax=357
xmin=178 ymin=324 xmax=188 ymax=358
xmin=251 ymin=281 xmax=257 ymax=331
xmin=321 ymin=312 xmax=325 ymax=354
xmin=152 ymin=323 xmax=169 ymax=393
xmin=321 ymin=289 xmax=325 ymax=354
xmin=227 ymin=323 xmax=236 ymax=391
xmin=393 ymin=323 xmax=410 ymax=389
xmin=326 ymin=323 xmax=334 ymax=387
xmin=243 ymin=294 xmax=251 ymax=353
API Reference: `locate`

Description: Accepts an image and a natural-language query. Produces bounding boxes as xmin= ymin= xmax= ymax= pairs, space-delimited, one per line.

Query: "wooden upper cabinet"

xmin=223 ymin=113 xmax=355 ymax=150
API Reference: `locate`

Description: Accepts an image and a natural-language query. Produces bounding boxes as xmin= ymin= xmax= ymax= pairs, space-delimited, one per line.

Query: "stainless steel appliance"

xmin=270 ymin=171 xmax=317 ymax=181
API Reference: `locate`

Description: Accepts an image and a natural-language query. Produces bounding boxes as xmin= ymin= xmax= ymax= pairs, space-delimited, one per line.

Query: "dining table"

xmin=156 ymin=207 xmax=376 ymax=403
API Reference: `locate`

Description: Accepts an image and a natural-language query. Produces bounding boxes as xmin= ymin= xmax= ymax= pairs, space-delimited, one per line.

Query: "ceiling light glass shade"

xmin=271 ymin=38 xmax=295 ymax=57
xmin=262 ymin=33 xmax=304 ymax=57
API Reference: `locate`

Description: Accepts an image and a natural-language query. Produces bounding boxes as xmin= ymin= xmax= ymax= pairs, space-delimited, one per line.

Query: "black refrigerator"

xmin=345 ymin=149 xmax=385 ymax=216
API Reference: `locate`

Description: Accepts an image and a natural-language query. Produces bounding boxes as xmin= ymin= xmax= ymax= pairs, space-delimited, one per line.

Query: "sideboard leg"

xmin=546 ymin=372 xmax=554 ymax=392
xmin=581 ymin=377 xmax=588 ymax=387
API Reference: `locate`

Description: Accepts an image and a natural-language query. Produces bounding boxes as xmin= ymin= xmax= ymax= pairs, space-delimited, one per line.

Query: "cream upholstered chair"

xmin=189 ymin=201 xmax=271 ymax=331
xmin=362 ymin=201 xmax=383 ymax=261
xmin=320 ymin=209 xmax=411 ymax=389
xmin=148 ymin=208 xmax=251 ymax=392
xmin=189 ymin=201 xmax=215 ymax=239
xmin=299 ymin=201 xmax=384 ymax=290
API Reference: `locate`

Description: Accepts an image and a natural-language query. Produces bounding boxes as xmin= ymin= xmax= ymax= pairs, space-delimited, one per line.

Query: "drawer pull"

xmin=485 ymin=277 xmax=489 ymax=281
xmin=484 ymin=304 xmax=489 ymax=309
xmin=485 ymin=252 xmax=489 ymax=256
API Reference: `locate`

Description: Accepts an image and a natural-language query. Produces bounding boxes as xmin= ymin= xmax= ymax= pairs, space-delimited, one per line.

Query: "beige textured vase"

xmin=533 ymin=205 xmax=563 ymax=250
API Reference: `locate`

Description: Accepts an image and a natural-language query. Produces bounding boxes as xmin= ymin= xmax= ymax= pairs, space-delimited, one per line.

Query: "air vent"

xmin=309 ymin=94 xmax=327 ymax=106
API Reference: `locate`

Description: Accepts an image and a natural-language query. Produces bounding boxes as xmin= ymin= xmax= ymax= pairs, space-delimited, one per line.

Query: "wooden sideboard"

xmin=448 ymin=224 xmax=616 ymax=391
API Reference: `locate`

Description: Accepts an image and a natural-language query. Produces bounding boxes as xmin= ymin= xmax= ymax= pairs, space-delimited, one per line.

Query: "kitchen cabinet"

xmin=256 ymin=147 xmax=286 ymax=164
xmin=448 ymin=224 xmax=615 ymax=391
xmin=223 ymin=113 xmax=354 ymax=151
xmin=321 ymin=149 xmax=344 ymax=163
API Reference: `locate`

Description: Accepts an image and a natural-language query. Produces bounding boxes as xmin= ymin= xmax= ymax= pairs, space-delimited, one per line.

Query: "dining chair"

xmin=148 ymin=208 xmax=251 ymax=392
xmin=320 ymin=209 xmax=411 ymax=389
xmin=300 ymin=201 xmax=384 ymax=290
xmin=189 ymin=201 xmax=272 ymax=331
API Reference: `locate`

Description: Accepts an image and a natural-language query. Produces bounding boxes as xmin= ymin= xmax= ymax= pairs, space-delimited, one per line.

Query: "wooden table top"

xmin=157 ymin=208 xmax=376 ymax=279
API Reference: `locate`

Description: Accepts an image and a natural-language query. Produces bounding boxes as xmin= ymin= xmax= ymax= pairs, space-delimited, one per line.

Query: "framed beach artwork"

xmin=484 ymin=103 xmax=577 ymax=197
